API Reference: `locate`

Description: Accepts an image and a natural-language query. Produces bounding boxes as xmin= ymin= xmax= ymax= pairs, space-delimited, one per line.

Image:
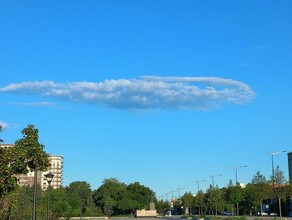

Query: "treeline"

xmin=0 ymin=125 xmax=156 ymax=219
xmin=0 ymin=178 xmax=156 ymax=219
xmin=156 ymin=169 xmax=292 ymax=218
xmin=2 ymin=125 xmax=292 ymax=219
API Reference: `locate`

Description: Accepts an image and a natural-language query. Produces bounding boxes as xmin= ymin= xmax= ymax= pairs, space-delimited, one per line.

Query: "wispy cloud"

xmin=8 ymin=101 xmax=63 ymax=108
xmin=0 ymin=76 xmax=256 ymax=110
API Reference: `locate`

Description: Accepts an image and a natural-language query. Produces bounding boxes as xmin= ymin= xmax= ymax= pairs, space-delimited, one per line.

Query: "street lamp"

xmin=210 ymin=174 xmax=222 ymax=187
xmin=195 ymin=180 xmax=206 ymax=193
xmin=177 ymin=187 xmax=185 ymax=198
xmin=270 ymin=150 xmax=286 ymax=215
xmin=271 ymin=151 xmax=287 ymax=185
xmin=233 ymin=165 xmax=247 ymax=185
xmin=44 ymin=172 xmax=54 ymax=220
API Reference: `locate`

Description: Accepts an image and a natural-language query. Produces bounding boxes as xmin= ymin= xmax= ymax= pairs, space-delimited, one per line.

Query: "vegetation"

xmin=1 ymin=125 xmax=292 ymax=219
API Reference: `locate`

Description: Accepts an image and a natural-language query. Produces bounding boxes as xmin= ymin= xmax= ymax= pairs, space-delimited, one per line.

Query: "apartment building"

xmin=41 ymin=155 xmax=64 ymax=190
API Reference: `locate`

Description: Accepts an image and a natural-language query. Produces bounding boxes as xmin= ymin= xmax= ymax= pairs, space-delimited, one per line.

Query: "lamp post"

xmin=195 ymin=180 xmax=206 ymax=193
xmin=210 ymin=174 xmax=222 ymax=187
xmin=177 ymin=187 xmax=185 ymax=198
xmin=271 ymin=150 xmax=286 ymax=215
xmin=271 ymin=151 xmax=287 ymax=185
xmin=233 ymin=165 xmax=247 ymax=185
xmin=44 ymin=172 xmax=54 ymax=220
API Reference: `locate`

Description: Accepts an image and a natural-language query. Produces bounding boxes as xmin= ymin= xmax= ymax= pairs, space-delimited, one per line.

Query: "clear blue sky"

xmin=1 ymin=0 xmax=292 ymax=198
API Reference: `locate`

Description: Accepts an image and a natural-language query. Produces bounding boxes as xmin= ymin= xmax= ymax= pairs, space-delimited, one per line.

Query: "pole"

xmin=47 ymin=183 xmax=51 ymax=220
xmin=233 ymin=165 xmax=247 ymax=185
xmin=32 ymin=169 xmax=37 ymax=220
xmin=270 ymin=150 xmax=286 ymax=215
xmin=235 ymin=168 xmax=238 ymax=185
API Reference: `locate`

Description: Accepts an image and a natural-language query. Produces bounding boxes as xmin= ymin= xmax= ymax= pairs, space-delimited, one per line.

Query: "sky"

xmin=1 ymin=0 xmax=292 ymax=199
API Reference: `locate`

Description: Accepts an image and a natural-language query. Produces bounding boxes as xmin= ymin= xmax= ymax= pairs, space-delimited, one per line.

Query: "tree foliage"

xmin=92 ymin=178 xmax=156 ymax=216
xmin=1 ymin=125 xmax=49 ymax=199
xmin=14 ymin=124 xmax=49 ymax=172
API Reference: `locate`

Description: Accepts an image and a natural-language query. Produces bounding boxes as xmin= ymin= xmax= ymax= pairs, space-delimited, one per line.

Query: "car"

xmin=270 ymin=213 xmax=277 ymax=216
xmin=258 ymin=212 xmax=268 ymax=216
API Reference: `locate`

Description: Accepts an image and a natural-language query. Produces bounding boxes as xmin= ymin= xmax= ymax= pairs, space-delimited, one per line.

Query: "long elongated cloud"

xmin=0 ymin=76 xmax=255 ymax=110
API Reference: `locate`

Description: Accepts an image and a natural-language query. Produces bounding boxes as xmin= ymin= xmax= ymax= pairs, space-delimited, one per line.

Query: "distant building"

xmin=0 ymin=144 xmax=64 ymax=190
xmin=41 ymin=155 xmax=64 ymax=190
xmin=288 ymin=152 xmax=292 ymax=183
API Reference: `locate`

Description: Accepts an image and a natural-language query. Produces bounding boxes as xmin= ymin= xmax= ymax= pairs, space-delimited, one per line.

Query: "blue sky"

xmin=1 ymin=0 xmax=292 ymax=198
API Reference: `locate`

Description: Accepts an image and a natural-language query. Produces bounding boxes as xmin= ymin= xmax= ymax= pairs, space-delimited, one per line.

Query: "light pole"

xmin=44 ymin=172 xmax=54 ymax=220
xmin=233 ymin=165 xmax=247 ymax=185
xmin=195 ymin=180 xmax=206 ymax=193
xmin=271 ymin=151 xmax=287 ymax=185
xmin=177 ymin=187 xmax=185 ymax=198
xmin=271 ymin=150 xmax=286 ymax=216
xmin=210 ymin=174 xmax=222 ymax=187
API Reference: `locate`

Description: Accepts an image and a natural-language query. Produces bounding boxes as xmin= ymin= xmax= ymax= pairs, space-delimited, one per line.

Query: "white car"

xmin=258 ymin=212 xmax=268 ymax=216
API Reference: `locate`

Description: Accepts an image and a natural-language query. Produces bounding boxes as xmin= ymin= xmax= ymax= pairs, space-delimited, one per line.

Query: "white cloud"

xmin=0 ymin=76 xmax=256 ymax=110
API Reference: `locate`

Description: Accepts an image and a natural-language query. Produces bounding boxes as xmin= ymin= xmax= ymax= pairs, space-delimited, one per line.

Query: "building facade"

xmin=288 ymin=152 xmax=292 ymax=183
xmin=41 ymin=155 xmax=64 ymax=190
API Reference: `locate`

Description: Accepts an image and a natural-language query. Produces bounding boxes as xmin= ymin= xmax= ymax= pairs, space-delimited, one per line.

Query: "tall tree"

xmin=181 ymin=192 xmax=194 ymax=215
xmin=93 ymin=178 xmax=127 ymax=216
xmin=251 ymin=171 xmax=267 ymax=184
xmin=14 ymin=125 xmax=50 ymax=172
xmin=193 ymin=190 xmax=205 ymax=216
xmin=14 ymin=125 xmax=49 ymax=220
xmin=205 ymin=186 xmax=224 ymax=215
xmin=49 ymin=187 xmax=72 ymax=219
xmin=67 ymin=181 xmax=92 ymax=217
xmin=126 ymin=182 xmax=155 ymax=209
xmin=229 ymin=185 xmax=246 ymax=216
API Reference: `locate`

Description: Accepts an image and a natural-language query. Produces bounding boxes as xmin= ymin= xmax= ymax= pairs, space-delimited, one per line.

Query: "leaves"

xmin=0 ymin=125 xmax=49 ymax=199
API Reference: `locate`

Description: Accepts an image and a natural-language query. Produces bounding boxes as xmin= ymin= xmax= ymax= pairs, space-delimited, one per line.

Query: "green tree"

xmin=14 ymin=125 xmax=49 ymax=172
xmin=67 ymin=181 xmax=92 ymax=217
xmin=194 ymin=190 xmax=205 ymax=216
xmin=49 ymin=187 xmax=72 ymax=219
xmin=246 ymin=171 xmax=272 ymax=216
xmin=271 ymin=166 xmax=287 ymax=218
xmin=1 ymin=125 xmax=49 ymax=219
xmin=125 ymin=182 xmax=155 ymax=210
xmin=92 ymin=178 xmax=127 ymax=216
xmin=181 ymin=192 xmax=194 ymax=215
xmin=251 ymin=170 xmax=267 ymax=184
xmin=156 ymin=200 xmax=170 ymax=216
xmin=205 ymin=186 xmax=224 ymax=216
xmin=229 ymin=185 xmax=246 ymax=216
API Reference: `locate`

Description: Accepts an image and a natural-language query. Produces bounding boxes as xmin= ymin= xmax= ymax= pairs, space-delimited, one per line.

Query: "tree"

xmin=251 ymin=171 xmax=267 ymax=184
xmin=181 ymin=192 xmax=194 ymax=215
xmin=205 ymin=186 xmax=224 ymax=215
xmin=270 ymin=166 xmax=287 ymax=218
xmin=49 ymin=187 xmax=72 ymax=219
xmin=156 ymin=200 xmax=170 ymax=216
xmin=14 ymin=125 xmax=50 ymax=172
xmin=14 ymin=124 xmax=50 ymax=220
xmin=67 ymin=181 xmax=92 ymax=218
xmin=92 ymin=178 xmax=127 ymax=216
xmin=193 ymin=190 xmax=205 ymax=216
xmin=125 ymin=182 xmax=155 ymax=210
xmin=229 ymin=185 xmax=246 ymax=216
